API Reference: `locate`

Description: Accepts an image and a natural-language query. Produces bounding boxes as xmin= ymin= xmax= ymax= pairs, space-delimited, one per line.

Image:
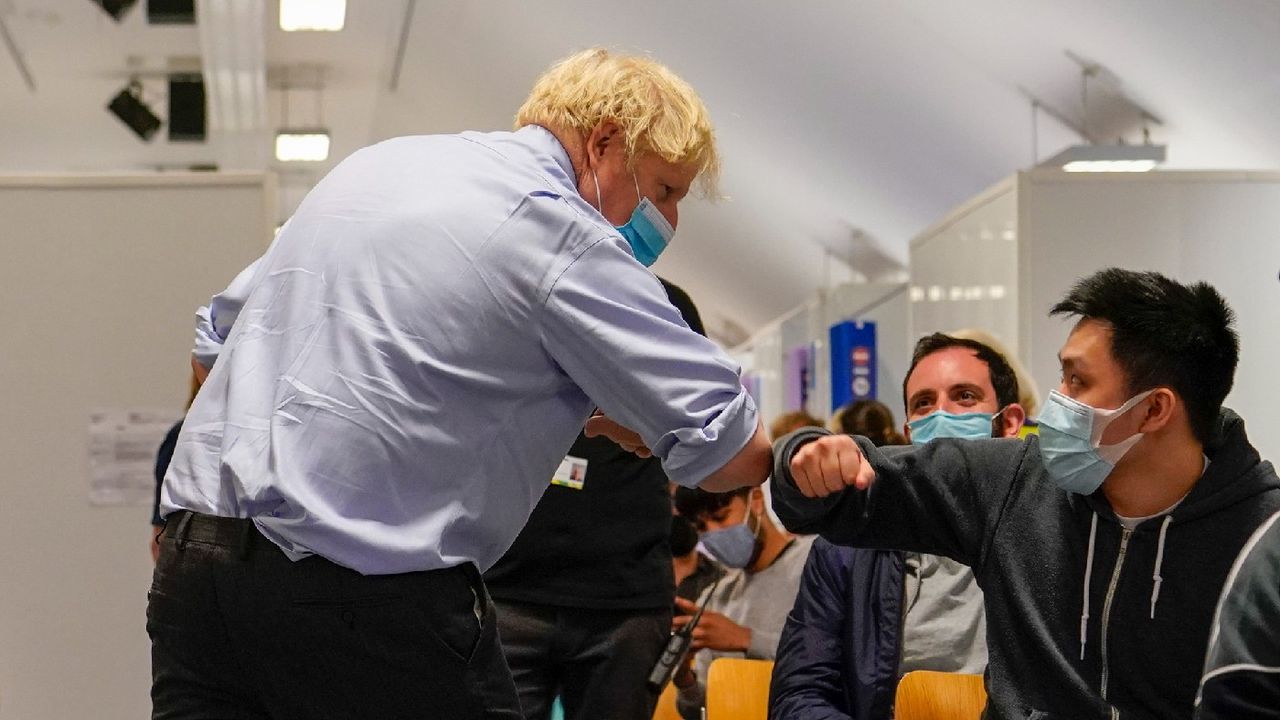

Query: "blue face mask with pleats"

xmin=699 ymin=511 xmax=761 ymax=569
xmin=908 ymin=410 xmax=999 ymax=445
xmin=1037 ymin=389 xmax=1152 ymax=495
xmin=592 ymin=171 xmax=674 ymax=267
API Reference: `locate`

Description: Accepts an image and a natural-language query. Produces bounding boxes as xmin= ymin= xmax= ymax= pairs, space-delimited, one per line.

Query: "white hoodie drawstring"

xmin=1150 ymin=516 xmax=1173 ymax=619
xmin=1080 ymin=512 xmax=1099 ymax=661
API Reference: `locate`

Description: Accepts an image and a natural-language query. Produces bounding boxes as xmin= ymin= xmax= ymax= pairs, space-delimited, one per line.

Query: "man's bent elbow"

xmin=698 ymin=423 xmax=772 ymax=493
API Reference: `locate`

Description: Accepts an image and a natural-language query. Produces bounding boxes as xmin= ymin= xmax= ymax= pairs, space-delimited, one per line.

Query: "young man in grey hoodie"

xmin=772 ymin=268 xmax=1280 ymax=719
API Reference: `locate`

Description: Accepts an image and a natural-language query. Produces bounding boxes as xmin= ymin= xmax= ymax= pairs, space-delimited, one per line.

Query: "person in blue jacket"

xmin=770 ymin=333 xmax=1026 ymax=719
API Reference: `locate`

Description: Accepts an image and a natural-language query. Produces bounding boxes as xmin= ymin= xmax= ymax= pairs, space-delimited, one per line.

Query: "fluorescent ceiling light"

xmin=1042 ymin=143 xmax=1166 ymax=173
xmin=275 ymin=130 xmax=330 ymax=162
xmin=1063 ymin=160 xmax=1158 ymax=173
xmin=279 ymin=0 xmax=346 ymax=31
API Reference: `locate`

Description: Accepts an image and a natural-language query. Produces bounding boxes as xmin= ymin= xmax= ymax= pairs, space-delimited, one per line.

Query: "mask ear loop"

xmin=591 ymin=169 xmax=604 ymax=214
xmin=1090 ymin=389 xmax=1156 ymax=447
xmin=633 ymin=174 xmax=643 ymax=205
xmin=990 ymin=405 xmax=1008 ymax=438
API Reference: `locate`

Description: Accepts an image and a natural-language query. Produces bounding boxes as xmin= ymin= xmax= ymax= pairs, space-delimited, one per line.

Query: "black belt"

xmin=163 ymin=510 xmax=258 ymax=558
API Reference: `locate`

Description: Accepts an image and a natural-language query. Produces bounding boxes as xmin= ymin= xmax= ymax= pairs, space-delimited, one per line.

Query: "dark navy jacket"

xmin=769 ymin=537 xmax=906 ymax=720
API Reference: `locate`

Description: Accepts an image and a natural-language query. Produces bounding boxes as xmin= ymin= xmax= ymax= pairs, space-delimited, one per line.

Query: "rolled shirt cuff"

xmin=658 ymin=388 xmax=759 ymax=489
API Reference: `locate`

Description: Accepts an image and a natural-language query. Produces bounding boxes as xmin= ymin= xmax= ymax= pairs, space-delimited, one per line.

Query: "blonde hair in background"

xmin=515 ymin=48 xmax=721 ymax=198
xmin=949 ymin=328 xmax=1041 ymax=417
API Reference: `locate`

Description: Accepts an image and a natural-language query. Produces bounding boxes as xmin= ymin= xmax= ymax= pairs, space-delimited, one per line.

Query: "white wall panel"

xmin=0 ymin=173 xmax=272 ymax=720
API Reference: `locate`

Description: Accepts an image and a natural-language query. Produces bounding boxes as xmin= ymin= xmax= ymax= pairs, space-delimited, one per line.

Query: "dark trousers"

xmin=493 ymin=598 xmax=670 ymax=720
xmin=149 ymin=511 xmax=523 ymax=720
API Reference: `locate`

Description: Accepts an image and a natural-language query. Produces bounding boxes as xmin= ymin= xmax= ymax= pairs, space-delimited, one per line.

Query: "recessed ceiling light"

xmin=279 ymin=0 xmax=346 ymax=32
xmin=275 ymin=130 xmax=330 ymax=162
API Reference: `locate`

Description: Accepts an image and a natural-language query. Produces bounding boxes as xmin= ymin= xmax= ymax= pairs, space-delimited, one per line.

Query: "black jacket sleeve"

xmin=770 ymin=429 xmax=1029 ymax=569
xmin=1196 ymin=511 xmax=1280 ymax=719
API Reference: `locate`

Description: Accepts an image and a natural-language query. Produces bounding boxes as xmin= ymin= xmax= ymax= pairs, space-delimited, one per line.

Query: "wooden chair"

xmin=894 ymin=671 xmax=988 ymax=720
xmin=652 ymin=681 xmax=681 ymax=720
xmin=704 ymin=658 xmax=775 ymax=720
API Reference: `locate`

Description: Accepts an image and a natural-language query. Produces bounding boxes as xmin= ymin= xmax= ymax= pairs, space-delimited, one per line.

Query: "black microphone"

xmin=647 ymin=579 xmax=719 ymax=690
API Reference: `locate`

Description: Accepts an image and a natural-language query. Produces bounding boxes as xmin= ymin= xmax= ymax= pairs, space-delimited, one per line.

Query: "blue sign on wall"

xmin=830 ymin=320 xmax=877 ymax=410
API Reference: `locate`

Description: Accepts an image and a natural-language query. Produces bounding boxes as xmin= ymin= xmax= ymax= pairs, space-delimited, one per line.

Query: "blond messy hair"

xmin=516 ymin=48 xmax=721 ymax=198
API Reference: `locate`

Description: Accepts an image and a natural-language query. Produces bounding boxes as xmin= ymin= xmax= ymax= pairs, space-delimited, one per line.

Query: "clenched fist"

xmin=789 ymin=434 xmax=876 ymax=498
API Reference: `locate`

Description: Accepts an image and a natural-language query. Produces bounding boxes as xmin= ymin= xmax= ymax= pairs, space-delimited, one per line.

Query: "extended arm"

xmin=771 ymin=428 xmax=1029 ymax=566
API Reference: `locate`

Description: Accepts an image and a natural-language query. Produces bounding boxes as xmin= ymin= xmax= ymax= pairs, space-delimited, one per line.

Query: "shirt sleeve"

xmin=770 ymin=428 xmax=1030 ymax=569
xmin=1196 ymin=510 xmax=1280 ymax=719
xmin=769 ymin=539 xmax=856 ymax=720
xmin=541 ymin=239 xmax=758 ymax=488
xmin=192 ymin=255 xmax=265 ymax=369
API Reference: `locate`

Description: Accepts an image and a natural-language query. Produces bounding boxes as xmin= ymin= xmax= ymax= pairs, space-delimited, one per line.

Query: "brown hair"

xmin=769 ymin=411 xmax=824 ymax=441
xmin=836 ymin=400 xmax=905 ymax=447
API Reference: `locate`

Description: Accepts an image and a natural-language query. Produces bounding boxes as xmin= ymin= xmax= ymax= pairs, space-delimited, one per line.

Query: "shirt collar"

xmin=516 ymin=125 xmax=578 ymax=196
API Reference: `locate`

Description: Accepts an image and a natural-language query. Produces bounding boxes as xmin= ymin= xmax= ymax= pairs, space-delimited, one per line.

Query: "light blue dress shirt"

xmin=162 ymin=126 xmax=758 ymax=575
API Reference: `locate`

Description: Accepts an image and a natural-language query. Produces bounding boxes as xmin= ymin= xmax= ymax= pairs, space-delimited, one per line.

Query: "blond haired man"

xmin=154 ymin=49 xmax=771 ymax=719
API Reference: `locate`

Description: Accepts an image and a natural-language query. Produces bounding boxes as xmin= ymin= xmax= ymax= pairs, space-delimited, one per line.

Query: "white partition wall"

xmin=909 ymin=178 xmax=1019 ymax=350
xmin=0 ymin=173 xmax=273 ymax=719
xmin=734 ymin=280 xmax=909 ymax=429
xmin=911 ymin=170 xmax=1280 ymax=463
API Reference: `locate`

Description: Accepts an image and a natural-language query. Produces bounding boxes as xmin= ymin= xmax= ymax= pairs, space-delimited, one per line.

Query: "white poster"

xmin=88 ymin=408 xmax=181 ymax=505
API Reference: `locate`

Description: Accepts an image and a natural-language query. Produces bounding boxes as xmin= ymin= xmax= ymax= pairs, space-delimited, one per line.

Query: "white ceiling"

xmin=2 ymin=0 xmax=1277 ymax=342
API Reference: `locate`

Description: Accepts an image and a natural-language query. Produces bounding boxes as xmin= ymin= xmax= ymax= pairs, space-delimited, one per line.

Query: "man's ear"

xmin=998 ymin=403 xmax=1027 ymax=438
xmin=748 ymin=488 xmax=766 ymax=516
xmin=902 ymin=422 xmax=912 ymax=444
xmin=585 ymin=121 xmax=621 ymax=169
xmin=1137 ymin=388 xmax=1178 ymax=435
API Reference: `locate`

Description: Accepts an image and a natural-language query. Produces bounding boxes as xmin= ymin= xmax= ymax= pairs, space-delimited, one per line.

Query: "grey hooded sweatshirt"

xmin=771 ymin=410 xmax=1280 ymax=720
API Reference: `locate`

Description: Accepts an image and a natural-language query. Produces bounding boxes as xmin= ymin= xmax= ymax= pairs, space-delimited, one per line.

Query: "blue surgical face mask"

xmin=908 ymin=410 xmax=1000 ymax=445
xmin=592 ymin=170 xmax=674 ymax=267
xmin=1038 ymin=389 xmax=1153 ymax=495
xmin=699 ymin=510 xmax=761 ymax=569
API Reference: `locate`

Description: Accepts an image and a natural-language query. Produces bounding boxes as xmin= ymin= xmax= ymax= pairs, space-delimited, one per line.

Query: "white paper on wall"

xmin=88 ymin=408 xmax=182 ymax=505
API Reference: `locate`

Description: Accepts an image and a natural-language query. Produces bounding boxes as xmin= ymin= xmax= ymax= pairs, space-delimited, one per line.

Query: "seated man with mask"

xmin=772 ymin=269 xmax=1280 ymax=719
xmin=671 ymin=484 xmax=815 ymax=720
xmin=770 ymin=334 xmax=1024 ymax=719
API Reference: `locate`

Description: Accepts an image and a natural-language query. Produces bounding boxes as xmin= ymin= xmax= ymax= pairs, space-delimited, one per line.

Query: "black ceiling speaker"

xmin=107 ymin=82 xmax=161 ymax=141
xmin=91 ymin=0 xmax=138 ymax=21
xmin=168 ymin=73 xmax=206 ymax=142
xmin=147 ymin=0 xmax=195 ymax=25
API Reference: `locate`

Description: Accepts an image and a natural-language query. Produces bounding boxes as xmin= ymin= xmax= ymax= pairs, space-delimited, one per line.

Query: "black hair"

xmin=670 ymin=514 xmax=700 ymax=556
xmin=1050 ymin=268 xmax=1238 ymax=445
xmin=673 ymin=484 xmax=751 ymax=522
xmin=659 ymin=278 xmax=706 ymax=337
xmin=903 ymin=333 xmax=1021 ymax=412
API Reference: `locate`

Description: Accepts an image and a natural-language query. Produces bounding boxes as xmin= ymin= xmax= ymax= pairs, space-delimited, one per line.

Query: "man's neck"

xmin=747 ymin=519 xmax=793 ymax=574
xmin=1103 ymin=435 xmax=1205 ymax=518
